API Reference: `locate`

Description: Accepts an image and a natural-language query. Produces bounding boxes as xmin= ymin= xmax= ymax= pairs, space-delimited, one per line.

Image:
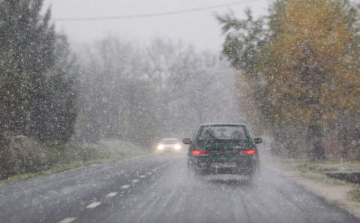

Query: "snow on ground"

xmin=264 ymin=154 xmax=360 ymax=220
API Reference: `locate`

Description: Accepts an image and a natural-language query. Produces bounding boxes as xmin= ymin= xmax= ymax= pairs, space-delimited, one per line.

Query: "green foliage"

xmin=216 ymin=9 xmax=267 ymax=75
xmin=0 ymin=0 xmax=54 ymax=135
xmin=0 ymin=61 xmax=34 ymax=133
xmin=216 ymin=10 xmax=272 ymax=136
xmin=0 ymin=0 xmax=78 ymax=143
xmin=0 ymin=0 xmax=55 ymax=74
xmin=0 ymin=0 xmax=79 ymax=178
xmin=36 ymin=35 xmax=78 ymax=143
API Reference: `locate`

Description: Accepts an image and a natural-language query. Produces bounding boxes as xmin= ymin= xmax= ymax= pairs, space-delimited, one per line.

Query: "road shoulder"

xmin=265 ymin=157 xmax=360 ymax=220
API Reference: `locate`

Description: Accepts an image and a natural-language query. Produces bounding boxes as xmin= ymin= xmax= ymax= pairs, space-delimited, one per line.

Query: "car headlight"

xmin=157 ymin=144 xmax=164 ymax=150
xmin=174 ymin=144 xmax=181 ymax=150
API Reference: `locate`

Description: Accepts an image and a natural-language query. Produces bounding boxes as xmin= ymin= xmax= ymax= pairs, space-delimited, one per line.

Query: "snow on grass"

xmin=270 ymin=156 xmax=360 ymax=173
xmin=267 ymin=154 xmax=360 ymax=212
xmin=0 ymin=138 xmax=151 ymax=185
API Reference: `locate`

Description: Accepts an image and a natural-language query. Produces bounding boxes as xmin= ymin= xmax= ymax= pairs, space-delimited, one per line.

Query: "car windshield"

xmin=198 ymin=126 xmax=249 ymax=143
xmin=161 ymin=139 xmax=178 ymax=144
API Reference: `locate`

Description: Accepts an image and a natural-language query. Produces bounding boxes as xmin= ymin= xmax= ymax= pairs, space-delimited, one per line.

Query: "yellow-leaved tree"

xmin=218 ymin=0 xmax=360 ymax=159
xmin=264 ymin=0 xmax=360 ymax=159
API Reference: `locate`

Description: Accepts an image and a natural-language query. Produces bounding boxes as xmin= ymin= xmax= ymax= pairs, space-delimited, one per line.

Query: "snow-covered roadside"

xmin=0 ymin=139 xmax=151 ymax=186
xmin=263 ymin=155 xmax=360 ymax=220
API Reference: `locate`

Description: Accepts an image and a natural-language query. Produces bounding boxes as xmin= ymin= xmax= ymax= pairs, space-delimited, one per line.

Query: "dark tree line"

xmin=0 ymin=0 xmax=242 ymax=179
xmin=0 ymin=0 xmax=78 ymax=144
xmin=75 ymin=37 xmax=242 ymax=146
xmin=0 ymin=0 xmax=242 ymax=151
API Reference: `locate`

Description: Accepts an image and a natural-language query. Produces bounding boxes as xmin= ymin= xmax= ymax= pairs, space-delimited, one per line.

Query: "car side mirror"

xmin=183 ymin=138 xmax=192 ymax=144
xmin=254 ymin=138 xmax=262 ymax=144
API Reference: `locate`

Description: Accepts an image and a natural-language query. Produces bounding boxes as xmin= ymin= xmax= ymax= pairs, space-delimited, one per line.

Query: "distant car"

xmin=183 ymin=123 xmax=262 ymax=179
xmin=156 ymin=138 xmax=182 ymax=154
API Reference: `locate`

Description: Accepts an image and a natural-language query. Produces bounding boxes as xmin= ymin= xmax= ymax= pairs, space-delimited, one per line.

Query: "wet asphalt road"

xmin=0 ymin=153 xmax=359 ymax=223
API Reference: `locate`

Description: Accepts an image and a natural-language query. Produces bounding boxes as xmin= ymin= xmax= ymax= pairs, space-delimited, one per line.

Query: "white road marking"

xmin=132 ymin=179 xmax=139 ymax=183
xmin=146 ymin=172 xmax=152 ymax=175
xmin=121 ymin=185 xmax=130 ymax=189
xmin=86 ymin=202 xmax=101 ymax=209
xmin=58 ymin=218 xmax=76 ymax=223
xmin=139 ymin=175 xmax=146 ymax=178
xmin=106 ymin=192 xmax=118 ymax=197
xmin=152 ymin=169 xmax=157 ymax=172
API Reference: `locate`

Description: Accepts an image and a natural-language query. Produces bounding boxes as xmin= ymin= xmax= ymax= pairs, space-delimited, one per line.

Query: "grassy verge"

xmin=270 ymin=156 xmax=360 ymax=202
xmin=0 ymin=138 xmax=152 ymax=186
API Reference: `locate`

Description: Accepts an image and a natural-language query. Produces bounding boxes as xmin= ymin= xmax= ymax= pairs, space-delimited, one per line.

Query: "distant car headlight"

xmin=157 ymin=144 xmax=164 ymax=150
xmin=174 ymin=144 xmax=181 ymax=150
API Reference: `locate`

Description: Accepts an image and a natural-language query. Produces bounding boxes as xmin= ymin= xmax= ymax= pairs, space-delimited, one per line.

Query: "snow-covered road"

xmin=0 ymin=153 xmax=359 ymax=223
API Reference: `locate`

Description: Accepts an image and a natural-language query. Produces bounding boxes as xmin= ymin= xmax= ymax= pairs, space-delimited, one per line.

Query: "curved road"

xmin=0 ymin=153 xmax=359 ymax=223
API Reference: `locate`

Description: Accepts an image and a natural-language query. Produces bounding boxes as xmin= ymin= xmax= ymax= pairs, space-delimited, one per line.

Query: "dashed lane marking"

xmin=146 ymin=172 xmax=152 ymax=175
xmin=58 ymin=218 xmax=76 ymax=223
xmin=139 ymin=175 xmax=146 ymax=178
xmin=86 ymin=202 xmax=101 ymax=209
xmin=106 ymin=192 xmax=118 ymax=197
xmin=121 ymin=185 xmax=130 ymax=189
xmin=132 ymin=179 xmax=139 ymax=183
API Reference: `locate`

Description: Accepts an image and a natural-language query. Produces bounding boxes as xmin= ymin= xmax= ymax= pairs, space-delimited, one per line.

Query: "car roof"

xmin=161 ymin=138 xmax=179 ymax=141
xmin=199 ymin=123 xmax=247 ymax=127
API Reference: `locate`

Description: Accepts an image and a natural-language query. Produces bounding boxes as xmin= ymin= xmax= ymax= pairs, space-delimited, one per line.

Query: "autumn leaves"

xmin=218 ymin=0 xmax=360 ymax=159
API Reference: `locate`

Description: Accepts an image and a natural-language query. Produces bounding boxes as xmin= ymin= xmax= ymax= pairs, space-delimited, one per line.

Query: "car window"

xmin=198 ymin=126 xmax=249 ymax=142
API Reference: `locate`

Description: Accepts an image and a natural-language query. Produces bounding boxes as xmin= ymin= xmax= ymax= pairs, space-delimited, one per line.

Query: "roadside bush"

xmin=0 ymin=133 xmax=150 ymax=181
xmin=0 ymin=132 xmax=50 ymax=179
xmin=349 ymin=187 xmax=360 ymax=202
xmin=0 ymin=132 xmax=99 ymax=180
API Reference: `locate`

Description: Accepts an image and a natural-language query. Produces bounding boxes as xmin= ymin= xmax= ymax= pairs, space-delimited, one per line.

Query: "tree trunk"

xmin=342 ymin=127 xmax=348 ymax=160
xmin=309 ymin=112 xmax=326 ymax=160
xmin=0 ymin=133 xmax=10 ymax=180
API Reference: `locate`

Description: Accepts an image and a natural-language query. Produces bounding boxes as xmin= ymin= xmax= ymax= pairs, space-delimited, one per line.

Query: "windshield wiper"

xmin=206 ymin=130 xmax=218 ymax=140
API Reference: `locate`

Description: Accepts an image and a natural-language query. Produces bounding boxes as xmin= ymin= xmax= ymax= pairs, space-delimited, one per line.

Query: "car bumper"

xmin=188 ymin=156 xmax=258 ymax=175
xmin=159 ymin=149 xmax=181 ymax=154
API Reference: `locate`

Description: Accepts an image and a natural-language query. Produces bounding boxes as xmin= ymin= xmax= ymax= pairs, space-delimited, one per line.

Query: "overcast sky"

xmin=43 ymin=0 xmax=269 ymax=51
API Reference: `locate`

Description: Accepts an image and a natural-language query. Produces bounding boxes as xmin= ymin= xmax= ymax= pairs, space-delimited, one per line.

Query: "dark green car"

xmin=183 ymin=123 xmax=262 ymax=177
